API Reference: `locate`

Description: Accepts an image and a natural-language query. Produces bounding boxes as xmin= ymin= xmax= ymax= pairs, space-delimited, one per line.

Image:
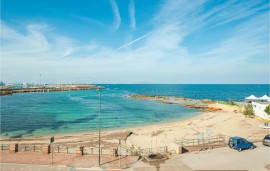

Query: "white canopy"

xmin=245 ymin=95 xmax=258 ymax=100
xmin=259 ymin=95 xmax=270 ymax=101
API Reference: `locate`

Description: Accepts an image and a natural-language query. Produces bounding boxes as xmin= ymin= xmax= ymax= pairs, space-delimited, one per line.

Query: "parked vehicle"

xmin=262 ymin=134 xmax=270 ymax=146
xmin=228 ymin=137 xmax=254 ymax=152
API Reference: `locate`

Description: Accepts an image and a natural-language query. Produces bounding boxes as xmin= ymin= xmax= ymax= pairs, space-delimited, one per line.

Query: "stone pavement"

xmin=0 ymin=163 xmax=126 ymax=171
xmin=1 ymin=163 xmax=72 ymax=171
xmin=0 ymin=151 xmax=139 ymax=170
xmin=128 ymin=154 xmax=193 ymax=171
xmin=179 ymin=142 xmax=270 ymax=171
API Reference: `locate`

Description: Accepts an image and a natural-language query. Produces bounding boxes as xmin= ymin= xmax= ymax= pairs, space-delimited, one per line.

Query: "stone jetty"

xmin=128 ymin=94 xmax=217 ymax=112
xmin=0 ymin=84 xmax=103 ymax=96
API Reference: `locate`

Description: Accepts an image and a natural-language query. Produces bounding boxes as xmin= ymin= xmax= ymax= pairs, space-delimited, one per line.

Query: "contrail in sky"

xmin=116 ymin=33 xmax=149 ymax=50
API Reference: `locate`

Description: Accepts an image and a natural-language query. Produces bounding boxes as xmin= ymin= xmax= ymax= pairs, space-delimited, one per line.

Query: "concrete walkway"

xmin=2 ymin=142 xmax=269 ymax=171
xmin=180 ymin=142 xmax=270 ymax=171
xmin=0 ymin=152 xmax=138 ymax=170
xmin=129 ymin=142 xmax=270 ymax=171
xmin=0 ymin=163 xmax=126 ymax=171
xmin=128 ymin=155 xmax=193 ymax=171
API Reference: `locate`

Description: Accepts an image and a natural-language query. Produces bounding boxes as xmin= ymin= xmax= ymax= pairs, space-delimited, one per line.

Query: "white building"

xmin=252 ymin=101 xmax=270 ymax=121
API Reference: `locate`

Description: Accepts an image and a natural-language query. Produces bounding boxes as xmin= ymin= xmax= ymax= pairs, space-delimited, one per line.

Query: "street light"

xmin=98 ymin=89 xmax=101 ymax=166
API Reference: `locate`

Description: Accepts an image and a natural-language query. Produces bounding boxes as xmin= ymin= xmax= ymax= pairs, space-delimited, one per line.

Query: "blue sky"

xmin=1 ymin=0 xmax=269 ymax=84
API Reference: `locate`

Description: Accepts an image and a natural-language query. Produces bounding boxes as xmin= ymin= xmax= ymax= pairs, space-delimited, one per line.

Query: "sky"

xmin=1 ymin=0 xmax=269 ymax=84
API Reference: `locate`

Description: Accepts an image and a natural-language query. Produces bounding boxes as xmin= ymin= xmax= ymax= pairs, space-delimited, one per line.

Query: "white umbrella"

xmin=259 ymin=95 xmax=270 ymax=102
xmin=245 ymin=95 xmax=258 ymax=100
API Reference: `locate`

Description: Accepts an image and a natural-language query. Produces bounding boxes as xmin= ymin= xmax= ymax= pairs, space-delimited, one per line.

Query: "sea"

xmin=0 ymin=84 xmax=269 ymax=138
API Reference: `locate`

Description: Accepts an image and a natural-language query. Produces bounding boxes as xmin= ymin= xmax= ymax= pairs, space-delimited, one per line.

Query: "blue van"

xmin=228 ymin=137 xmax=254 ymax=152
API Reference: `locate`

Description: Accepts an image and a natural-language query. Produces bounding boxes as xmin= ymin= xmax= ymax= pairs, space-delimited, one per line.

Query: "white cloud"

xmin=1 ymin=0 xmax=269 ymax=84
xmin=129 ymin=0 xmax=136 ymax=31
xmin=1 ymin=23 xmax=50 ymax=54
xmin=109 ymin=0 xmax=121 ymax=30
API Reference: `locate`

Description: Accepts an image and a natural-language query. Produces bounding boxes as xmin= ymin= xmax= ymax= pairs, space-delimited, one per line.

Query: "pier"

xmin=0 ymin=84 xmax=103 ymax=96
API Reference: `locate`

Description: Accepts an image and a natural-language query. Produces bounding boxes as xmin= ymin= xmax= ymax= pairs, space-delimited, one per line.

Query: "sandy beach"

xmin=0 ymin=100 xmax=268 ymax=151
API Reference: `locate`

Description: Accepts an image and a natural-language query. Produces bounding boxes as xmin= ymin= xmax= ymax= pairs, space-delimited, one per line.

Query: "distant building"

xmin=22 ymin=83 xmax=28 ymax=88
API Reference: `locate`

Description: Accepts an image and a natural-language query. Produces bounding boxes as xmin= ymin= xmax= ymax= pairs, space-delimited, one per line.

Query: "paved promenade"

xmin=1 ymin=142 xmax=269 ymax=171
xmin=0 ymin=152 xmax=138 ymax=170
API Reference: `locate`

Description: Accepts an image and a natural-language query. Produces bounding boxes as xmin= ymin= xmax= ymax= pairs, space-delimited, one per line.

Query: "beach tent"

xmin=259 ymin=95 xmax=270 ymax=102
xmin=245 ymin=95 xmax=258 ymax=101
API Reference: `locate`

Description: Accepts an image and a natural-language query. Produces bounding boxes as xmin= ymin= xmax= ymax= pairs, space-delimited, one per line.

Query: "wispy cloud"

xmin=109 ymin=0 xmax=121 ymax=30
xmin=1 ymin=0 xmax=269 ymax=83
xmin=129 ymin=0 xmax=136 ymax=31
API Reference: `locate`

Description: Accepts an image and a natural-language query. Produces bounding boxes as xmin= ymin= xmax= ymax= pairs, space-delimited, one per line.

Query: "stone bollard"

xmin=76 ymin=146 xmax=84 ymax=156
xmin=164 ymin=146 xmax=168 ymax=153
xmin=178 ymin=146 xmax=183 ymax=154
xmin=110 ymin=147 xmax=117 ymax=158
xmin=9 ymin=144 xmax=18 ymax=153
xmin=42 ymin=145 xmax=50 ymax=154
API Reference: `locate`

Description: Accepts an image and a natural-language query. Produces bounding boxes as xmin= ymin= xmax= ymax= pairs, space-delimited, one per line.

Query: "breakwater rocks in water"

xmin=0 ymin=84 xmax=103 ymax=96
xmin=128 ymin=94 xmax=217 ymax=112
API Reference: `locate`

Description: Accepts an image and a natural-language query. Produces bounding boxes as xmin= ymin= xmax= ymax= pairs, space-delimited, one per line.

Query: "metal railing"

xmin=83 ymin=147 xmax=110 ymax=155
xmin=0 ymin=143 xmax=114 ymax=155
xmin=50 ymin=146 xmax=75 ymax=154
xmin=0 ymin=144 xmax=9 ymax=151
xmin=18 ymin=144 xmax=42 ymax=152
xmin=174 ymin=136 xmax=226 ymax=147
xmin=140 ymin=146 xmax=167 ymax=155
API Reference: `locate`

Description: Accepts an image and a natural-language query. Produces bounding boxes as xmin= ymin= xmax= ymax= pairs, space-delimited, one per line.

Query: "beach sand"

xmin=0 ymin=102 xmax=268 ymax=151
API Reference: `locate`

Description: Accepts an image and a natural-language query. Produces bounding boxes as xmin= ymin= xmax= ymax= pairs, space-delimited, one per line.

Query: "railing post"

xmin=76 ymin=146 xmax=84 ymax=156
xmin=34 ymin=145 xmax=35 ymax=152
xmin=110 ymin=147 xmax=117 ymax=158
xmin=25 ymin=145 xmax=26 ymax=152
xmin=9 ymin=144 xmax=18 ymax=153
xmin=67 ymin=147 xmax=68 ymax=153
xmin=58 ymin=146 xmax=59 ymax=153
xmin=42 ymin=145 xmax=50 ymax=154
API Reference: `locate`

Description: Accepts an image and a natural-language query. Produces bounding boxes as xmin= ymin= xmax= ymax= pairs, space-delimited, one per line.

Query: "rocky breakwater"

xmin=128 ymin=94 xmax=217 ymax=112
xmin=0 ymin=84 xmax=103 ymax=96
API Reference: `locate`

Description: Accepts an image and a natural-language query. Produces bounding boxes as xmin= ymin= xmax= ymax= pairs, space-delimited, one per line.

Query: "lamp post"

xmin=39 ymin=74 xmax=42 ymax=87
xmin=98 ymin=89 xmax=101 ymax=166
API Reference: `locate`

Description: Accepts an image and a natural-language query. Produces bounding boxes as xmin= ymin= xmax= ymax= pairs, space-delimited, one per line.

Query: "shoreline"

xmin=1 ymin=109 xmax=267 ymax=149
xmin=1 ymin=94 xmax=268 ymax=150
xmin=0 ymin=110 xmax=203 ymax=139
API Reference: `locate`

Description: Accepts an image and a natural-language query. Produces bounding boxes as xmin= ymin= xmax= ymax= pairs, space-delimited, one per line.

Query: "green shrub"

xmin=265 ymin=105 xmax=270 ymax=115
xmin=227 ymin=101 xmax=237 ymax=106
xmin=243 ymin=104 xmax=254 ymax=117
xmin=219 ymin=100 xmax=237 ymax=106
xmin=129 ymin=145 xmax=142 ymax=156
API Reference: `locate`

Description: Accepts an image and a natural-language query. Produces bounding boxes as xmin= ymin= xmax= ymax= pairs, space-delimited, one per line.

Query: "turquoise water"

xmin=1 ymin=84 xmax=269 ymax=138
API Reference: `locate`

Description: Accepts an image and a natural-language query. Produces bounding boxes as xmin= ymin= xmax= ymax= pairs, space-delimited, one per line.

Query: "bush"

xmin=129 ymin=145 xmax=142 ymax=156
xmin=243 ymin=104 xmax=254 ymax=117
xmin=227 ymin=101 xmax=237 ymax=106
xmin=219 ymin=100 xmax=237 ymax=106
xmin=265 ymin=105 xmax=270 ymax=115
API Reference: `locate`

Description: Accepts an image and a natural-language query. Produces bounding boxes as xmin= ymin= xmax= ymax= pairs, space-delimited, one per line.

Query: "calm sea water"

xmin=1 ymin=84 xmax=269 ymax=138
